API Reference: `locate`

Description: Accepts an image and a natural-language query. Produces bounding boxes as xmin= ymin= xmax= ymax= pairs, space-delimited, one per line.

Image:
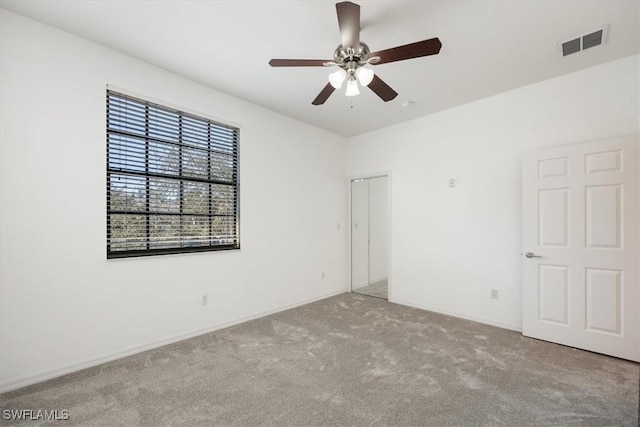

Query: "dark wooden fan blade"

xmin=370 ymin=38 xmax=442 ymax=65
xmin=312 ymin=83 xmax=336 ymax=105
xmin=368 ymin=75 xmax=398 ymax=102
xmin=336 ymin=1 xmax=360 ymax=50
xmin=269 ymin=59 xmax=331 ymax=67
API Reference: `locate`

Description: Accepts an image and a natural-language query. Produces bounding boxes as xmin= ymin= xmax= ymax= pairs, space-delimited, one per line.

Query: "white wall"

xmin=0 ymin=10 xmax=347 ymax=391
xmin=348 ymin=55 xmax=640 ymax=331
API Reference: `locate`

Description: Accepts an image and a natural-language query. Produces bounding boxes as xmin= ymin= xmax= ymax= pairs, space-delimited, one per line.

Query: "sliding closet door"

xmin=368 ymin=176 xmax=388 ymax=298
xmin=351 ymin=176 xmax=388 ymax=299
xmin=351 ymin=179 xmax=370 ymax=295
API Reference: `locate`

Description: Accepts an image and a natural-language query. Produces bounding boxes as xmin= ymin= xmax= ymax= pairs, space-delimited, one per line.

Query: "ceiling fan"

xmin=269 ymin=1 xmax=442 ymax=106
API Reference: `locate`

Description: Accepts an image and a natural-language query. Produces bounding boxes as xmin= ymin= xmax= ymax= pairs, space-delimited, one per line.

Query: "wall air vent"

xmin=559 ymin=26 xmax=608 ymax=57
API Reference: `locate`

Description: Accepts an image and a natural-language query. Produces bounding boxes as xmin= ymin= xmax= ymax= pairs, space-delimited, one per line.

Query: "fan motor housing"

xmin=334 ymin=42 xmax=370 ymax=65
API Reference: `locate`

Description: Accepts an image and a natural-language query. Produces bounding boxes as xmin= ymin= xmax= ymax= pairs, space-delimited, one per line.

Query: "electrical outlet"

xmin=490 ymin=289 xmax=499 ymax=299
xmin=449 ymin=178 xmax=456 ymax=188
xmin=320 ymin=272 xmax=325 ymax=280
xmin=201 ymin=294 xmax=209 ymax=306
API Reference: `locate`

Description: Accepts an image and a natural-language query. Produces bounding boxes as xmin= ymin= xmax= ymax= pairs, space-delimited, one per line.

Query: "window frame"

xmin=106 ymin=89 xmax=240 ymax=259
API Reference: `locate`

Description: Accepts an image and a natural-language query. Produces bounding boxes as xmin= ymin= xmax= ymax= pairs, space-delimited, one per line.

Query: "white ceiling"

xmin=2 ymin=1 xmax=639 ymax=137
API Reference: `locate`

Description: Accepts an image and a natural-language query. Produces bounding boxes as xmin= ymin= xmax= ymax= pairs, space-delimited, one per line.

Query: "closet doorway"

xmin=351 ymin=175 xmax=389 ymax=300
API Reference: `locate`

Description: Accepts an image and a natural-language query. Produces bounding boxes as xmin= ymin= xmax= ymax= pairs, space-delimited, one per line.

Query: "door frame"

xmin=347 ymin=172 xmax=392 ymax=300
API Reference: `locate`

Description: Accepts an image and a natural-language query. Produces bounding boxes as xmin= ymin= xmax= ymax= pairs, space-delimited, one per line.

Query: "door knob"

xmin=524 ymin=252 xmax=542 ymax=258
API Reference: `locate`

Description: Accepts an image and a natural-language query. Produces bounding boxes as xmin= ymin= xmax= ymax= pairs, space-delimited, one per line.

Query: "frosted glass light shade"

xmin=345 ymin=79 xmax=360 ymax=96
xmin=356 ymin=67 xmax=374 ymax=86
xmin=328 ymin=68 xmax=347 ymax=89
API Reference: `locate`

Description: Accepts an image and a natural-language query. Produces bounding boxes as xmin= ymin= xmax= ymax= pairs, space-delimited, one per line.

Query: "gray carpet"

xmin=1 ymin=293 xmax=638 ymax=426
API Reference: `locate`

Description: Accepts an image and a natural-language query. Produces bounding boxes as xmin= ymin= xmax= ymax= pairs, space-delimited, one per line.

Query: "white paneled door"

xmin=522 ymin=136 xmax=639 ymax=361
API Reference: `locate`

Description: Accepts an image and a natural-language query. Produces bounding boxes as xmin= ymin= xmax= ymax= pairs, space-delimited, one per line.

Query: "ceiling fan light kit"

xmin=355 ymin=67 xmax=374 ymax=86
xmin=328 ymin=63 xmax=374 ymax=91
xmin=345 ymin=79 xmax=360 ymax=96
xmin=269 ymin=1 xmax=442 ymax=105
xmin=329 ymin=68 xmax=347 ymax=89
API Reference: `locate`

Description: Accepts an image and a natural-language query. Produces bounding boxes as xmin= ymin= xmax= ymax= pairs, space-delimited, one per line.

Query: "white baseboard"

xmin=390 ymin=298 xmax=522 ymax=333
xmin=1 ymin=289 xmax=346 ymax=393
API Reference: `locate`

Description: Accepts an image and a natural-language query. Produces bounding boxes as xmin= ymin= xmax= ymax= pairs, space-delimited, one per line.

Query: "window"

xmin=107 ymin=90 xmax=239 ymax=258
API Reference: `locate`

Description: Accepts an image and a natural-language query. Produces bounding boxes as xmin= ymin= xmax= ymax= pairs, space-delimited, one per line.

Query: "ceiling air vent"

xmin=582 ymin=30 xmax=603 ymax=50
xmin=559 ymin=26 xmax=608 ymax=57
xmin=562 ymin=38 xmax=581 ymax=56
